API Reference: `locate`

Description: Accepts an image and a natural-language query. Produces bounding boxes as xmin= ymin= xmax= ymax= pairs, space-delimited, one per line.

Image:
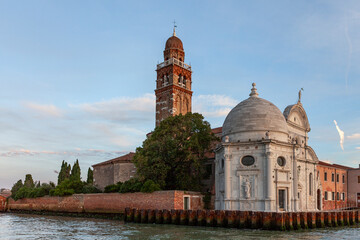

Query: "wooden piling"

xmin=140 ymin=209 xmax=148 ymax=223
xmin=206 ymin=210 xmax=215 ymax=227
xmin=316 ymin=212 xmax=325 ymax=228
xmin=148 ymin=209 xmax=156 ymax=223
xmin=197 ymin=210 xmax=206 ymax=226
xmin=170 ymin=209 xmax=179 ymax=225
xmin=163 ymin=209 xmax=171 ymax=224
xmin=188 ymin=210 xmax=197 ymax=226
xmin=155 ymin=209 xmax=163 ymax=224
xmin=337 ymin=211 xmax=344 ymax=226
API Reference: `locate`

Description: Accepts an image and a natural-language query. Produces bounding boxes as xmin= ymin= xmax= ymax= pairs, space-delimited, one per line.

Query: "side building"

xmin=348 ymin=165 xmax=360 ymax=208
xmin=92 ymin=152 xmax=136 ymax=191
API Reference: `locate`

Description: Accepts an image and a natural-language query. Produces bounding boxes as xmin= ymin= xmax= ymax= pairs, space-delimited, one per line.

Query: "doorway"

xmin=278 ymin=189 xmax=286 ymax=211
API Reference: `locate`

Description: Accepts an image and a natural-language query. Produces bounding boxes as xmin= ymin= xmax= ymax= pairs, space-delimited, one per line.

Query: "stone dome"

xmin=222 ymin=83 xmax=289 ymax=142
xmin=165 ymin=35 xmax=183 ymax=50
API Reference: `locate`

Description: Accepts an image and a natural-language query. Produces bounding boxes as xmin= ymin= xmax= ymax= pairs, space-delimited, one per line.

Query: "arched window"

xmin=183 ymin=77 xmax=186 ymax=88
xmin=309 ymin=173 xmax=313 ymax=195
xmin=178 ymin=75 xmax=182 ymax=85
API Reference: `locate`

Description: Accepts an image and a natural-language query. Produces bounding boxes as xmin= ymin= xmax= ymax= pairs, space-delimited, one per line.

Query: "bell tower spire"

xmin=155 ymin=28 xmax=193 ymax=126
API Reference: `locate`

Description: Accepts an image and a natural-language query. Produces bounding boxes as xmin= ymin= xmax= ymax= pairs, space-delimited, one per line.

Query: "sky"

xmin=1 ymin=0 xmax=360 ymax=189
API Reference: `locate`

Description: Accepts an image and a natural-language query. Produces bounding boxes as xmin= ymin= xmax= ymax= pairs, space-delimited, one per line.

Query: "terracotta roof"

xmin=211 ymin=127 xmax=222 ymax=134
xmin=165 ymin=36 xmax=183 ymax=50
xmin=0 ymin=193 xmax=11 ymax=198
xmin=92 ymin=152 xmax=135 ymax=167
xmin=318 ymin=161 xmax=354 ymax=170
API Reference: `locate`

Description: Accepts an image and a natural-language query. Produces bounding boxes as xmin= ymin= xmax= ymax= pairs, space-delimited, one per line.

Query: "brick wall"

xmin=317 ymin=164 xmax=349 ymax=210
xmin=0 ymin=196 xmax=6 ymax=212
xmin=7 ymin=191 xmax=204 ymax=213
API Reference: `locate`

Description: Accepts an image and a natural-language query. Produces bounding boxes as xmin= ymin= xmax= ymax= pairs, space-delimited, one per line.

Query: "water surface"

xmin=0 ymin=213 xmax=359 ymax=239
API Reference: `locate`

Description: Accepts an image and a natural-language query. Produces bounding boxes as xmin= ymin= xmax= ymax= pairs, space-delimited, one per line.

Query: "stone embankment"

xmin=124 ymin=208 xmax=360 ymax=231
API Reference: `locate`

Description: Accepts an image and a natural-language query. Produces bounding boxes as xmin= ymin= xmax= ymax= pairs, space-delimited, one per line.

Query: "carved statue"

xmin=265 ymin=131 xmax=270 ymax=139
xmin=243 ymin=178 xmax=251 ymax=199
xmin=298 ymin=88 xmax=304 ymax=103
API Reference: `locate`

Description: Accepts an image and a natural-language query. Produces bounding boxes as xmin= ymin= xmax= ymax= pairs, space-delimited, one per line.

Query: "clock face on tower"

xmin=155 ymin=30 xmax=193 ymax=126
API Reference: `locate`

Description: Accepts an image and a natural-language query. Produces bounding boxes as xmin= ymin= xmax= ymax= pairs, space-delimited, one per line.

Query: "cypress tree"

xmin=70 ymin=159 xmax=81 ymax=182
xmin=87 ymin=167 xmax=93 ymax=184
xmin=24 ymin=174 xmax=34 ymax=188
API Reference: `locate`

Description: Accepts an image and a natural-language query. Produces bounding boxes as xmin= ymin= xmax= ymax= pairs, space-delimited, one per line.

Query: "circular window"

xmin=241 ymin=156 xmax=255 ymax=166
xmin=277 ymin=157 xmax=286 ymax=167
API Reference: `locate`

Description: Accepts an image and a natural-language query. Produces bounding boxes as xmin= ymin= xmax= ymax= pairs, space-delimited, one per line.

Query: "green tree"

xmin=11 ymin=179 xmax=23 ymax=198
xmin=57 ymin=160 xmax=71 ymax=185
xmin=24 ymin=174 xmax=35 ymax=188
xmin=133 ymin=112 xmax=218 ymax=191
xmin=87 ymin=167 xmax=93 ymax=184
xmin=70 ymin=159 xmax=81 ymax=182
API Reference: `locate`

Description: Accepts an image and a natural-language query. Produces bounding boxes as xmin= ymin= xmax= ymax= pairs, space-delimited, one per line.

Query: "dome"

xmin=165 ymin=35 xmax=183 ymax=50
xmin=222 ymin=83 xmax=289 ymax=142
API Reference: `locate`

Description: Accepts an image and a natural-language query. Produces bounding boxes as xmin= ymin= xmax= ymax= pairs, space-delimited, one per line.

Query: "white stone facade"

xmin=215 ymin=84 xmax=320 ymax=212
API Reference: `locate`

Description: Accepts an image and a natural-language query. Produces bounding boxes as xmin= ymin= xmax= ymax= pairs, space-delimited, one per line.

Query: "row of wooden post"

xmin=124 ymin=208 xmax=360 ymax=230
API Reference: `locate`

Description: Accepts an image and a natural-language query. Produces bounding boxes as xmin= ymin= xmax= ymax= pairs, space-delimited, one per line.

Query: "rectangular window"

xmin=358 ymin=176 xmax=360 ymax=183
xmin=324 ymin=172 xmax=327 ymax=181
xmin=342 ymin=174 xmax=345 ymax=184
xmin=332 ymin=173 xmax=335 ymax=182
xmin=337 ymin=192 xmax=340 ymax=201
xmin=337 ymin=174 xmax=339 ymax=182
xmin=342 ymin=192 xmax=345 ymax=201
xmin=184 ymin=196 xmax=190 ymax=210
xmin=332 ymin=192 xmax=335 ymax=201
xmin=324 ymin=191 xmax=328 ymax=200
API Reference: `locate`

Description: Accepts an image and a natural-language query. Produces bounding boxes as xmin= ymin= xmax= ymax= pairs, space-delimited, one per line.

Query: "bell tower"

xmin=155 ymin=28 xmax=193 ymax=126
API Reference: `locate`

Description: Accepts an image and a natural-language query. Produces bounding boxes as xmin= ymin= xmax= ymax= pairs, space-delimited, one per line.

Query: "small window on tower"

xmin=183 ymin=77 xmax=186 ymax=88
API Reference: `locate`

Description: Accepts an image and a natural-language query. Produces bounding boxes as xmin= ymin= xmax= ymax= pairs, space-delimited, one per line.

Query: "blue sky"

xmin=1 ymin=0 xmax=359 ymax=188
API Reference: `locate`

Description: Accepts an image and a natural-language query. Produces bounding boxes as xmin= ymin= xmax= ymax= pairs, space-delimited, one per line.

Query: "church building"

xmin=215 ymin=83 xmax=321 ymax=212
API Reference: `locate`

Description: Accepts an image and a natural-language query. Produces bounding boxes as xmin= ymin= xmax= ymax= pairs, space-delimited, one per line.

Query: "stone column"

xmin=224 ymin=153 xmax=232 ymax=210
xmin=265 ymin=152 xmax=274 ymax=211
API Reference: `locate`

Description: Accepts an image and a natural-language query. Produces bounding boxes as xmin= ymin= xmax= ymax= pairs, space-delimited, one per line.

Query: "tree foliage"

xmin=11 ymin=179 xmax=23 ymax=198
xmin=87 ymin=167 xmax=93 ymax=184
xmin=24 ymin=174 xmax=35 ymax=188
xmin=58 ymin=160 xmax=71 ymax=185
xmin=133 ymin=112 xmax=218 ymax=191
xmin=70 ymin=159 xmax=81 ymax=182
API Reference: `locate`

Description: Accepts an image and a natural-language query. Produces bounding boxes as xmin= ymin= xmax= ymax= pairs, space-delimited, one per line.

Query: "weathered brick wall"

xmin=93 ymin=164 xmax=114 ymax=191
xmin=113 ymin=163 xmax=137 ymax=183
xmin=7 ymin=191 xmax=204 ymax=213
xmin=0 ymin=196 xmax=6 ymax=212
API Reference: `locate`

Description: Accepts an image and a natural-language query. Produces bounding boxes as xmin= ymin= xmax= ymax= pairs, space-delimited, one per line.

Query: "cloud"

xmin=70 ymin=93 xmax=155 ymax=122
xmin=193 ymin=94 xmax=237 ymax=118
xmin=347 ymin=133 xmax=360 ymax=139
xmin=24 ymin=102 xmax=63 ymax=117
xmin=0 ymin=148 xmax=127 ymax=159
xmin=356 ymin=147 xmax=360 ymax=150
xmin=334 ymin=120 xmax=345 ymax=150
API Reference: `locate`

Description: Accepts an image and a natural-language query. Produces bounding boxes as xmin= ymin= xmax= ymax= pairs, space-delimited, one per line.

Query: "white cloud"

xmin=24 ymin=102 xmax=63 ymax=117
xmin=356 ymin=147 xmax=360 ymax=150
xmin=334 ymin=120 xmax=345 ymax=150
xmin=193 ymin=94 xmax=237 ymax=118
xmin=0 ymin=148 xmax=127 ymax=158
xmin=70 ymin=93 xmax=155 ymax=122
xmin=347 ymin=133 xmax=360 ymax=139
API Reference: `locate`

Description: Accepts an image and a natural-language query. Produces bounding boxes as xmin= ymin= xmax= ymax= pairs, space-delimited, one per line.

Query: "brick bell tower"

xmin=155 ymin=27 xmax=193 ymax=126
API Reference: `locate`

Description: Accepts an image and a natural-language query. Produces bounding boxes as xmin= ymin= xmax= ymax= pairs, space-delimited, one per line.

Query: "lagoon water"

xmin=1 ymin=213 xmax=360 ymax=240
